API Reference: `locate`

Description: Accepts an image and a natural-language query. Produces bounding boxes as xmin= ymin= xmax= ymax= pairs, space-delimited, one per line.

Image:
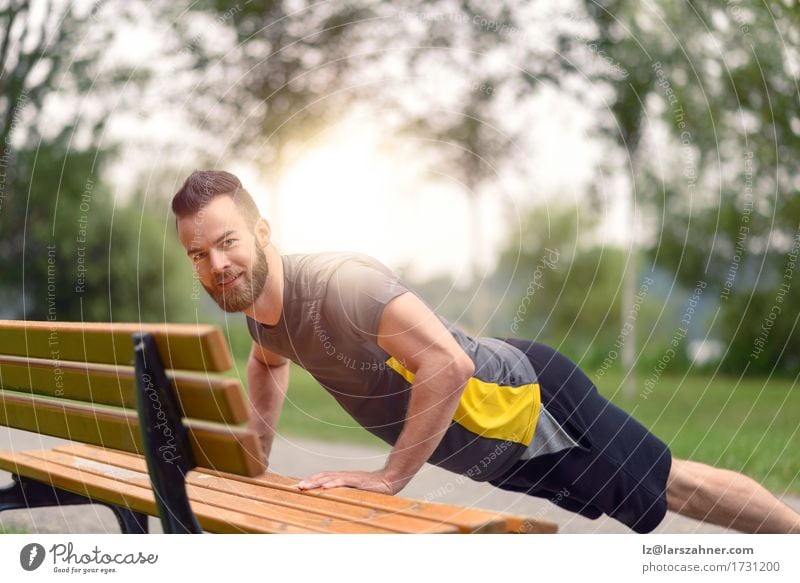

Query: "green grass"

xmin=233 ymin=358 xmax=799 ymax=495
xmin=596 ymin=371 xmax=800 ymax=496
xmin=233 ymin=359 xmax=384 ymax=448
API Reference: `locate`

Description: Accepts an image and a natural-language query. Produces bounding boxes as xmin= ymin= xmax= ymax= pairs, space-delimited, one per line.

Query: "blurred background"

xmin=1 ymin=1 xmax=798 ymax=494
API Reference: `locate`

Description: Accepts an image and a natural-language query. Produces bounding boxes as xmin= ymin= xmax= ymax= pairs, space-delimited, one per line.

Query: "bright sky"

xmin=232 ymin=121 xmax=484 ymax=284
xmin=97 ymin=1 xmax=624 ymax=283
xmin=228 ymin=102 xmax=611 ymax=285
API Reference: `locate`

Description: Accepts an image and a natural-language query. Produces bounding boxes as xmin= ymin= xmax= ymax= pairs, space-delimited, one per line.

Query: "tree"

xmin=1 ymin=0 xmax=193 ymax=323
xmin=170 ymin=1 xmax=576 ymax=321
xmin=0 ymin=132 xmax=196 ymax=323
xmin=575 ymin=0 xmax=800 ymax=375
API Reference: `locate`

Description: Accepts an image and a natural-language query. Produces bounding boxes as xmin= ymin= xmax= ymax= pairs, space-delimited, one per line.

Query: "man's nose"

xmin=209 ymin=249 xmax=231 ymax=275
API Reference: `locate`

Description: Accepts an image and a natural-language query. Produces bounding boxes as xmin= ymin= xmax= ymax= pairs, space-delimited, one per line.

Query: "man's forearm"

xmin=382 ymin=360 xmax=471 ymax=490
xmin=247 ymin=358 xmax=289 ymax=463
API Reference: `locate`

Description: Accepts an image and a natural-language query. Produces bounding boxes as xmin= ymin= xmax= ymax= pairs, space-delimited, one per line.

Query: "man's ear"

xmin=254 ymin=217 xmax=271 ymax=248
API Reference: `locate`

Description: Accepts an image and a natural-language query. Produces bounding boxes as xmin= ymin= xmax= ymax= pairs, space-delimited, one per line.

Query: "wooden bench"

xmin=0 ymin=320 xmax=557 ymax=534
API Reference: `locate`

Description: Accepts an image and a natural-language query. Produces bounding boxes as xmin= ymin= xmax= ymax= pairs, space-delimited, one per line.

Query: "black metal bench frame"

xmin=0 ymin=332 xmax=203 ymax=534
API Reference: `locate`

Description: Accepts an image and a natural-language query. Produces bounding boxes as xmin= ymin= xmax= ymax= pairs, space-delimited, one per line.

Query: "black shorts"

xmin=489 ymin=340 xmax=672 ymax=533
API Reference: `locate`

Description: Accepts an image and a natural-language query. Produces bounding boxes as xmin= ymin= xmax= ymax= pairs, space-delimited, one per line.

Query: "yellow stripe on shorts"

xmin=385 ymin=356 xmax=541 ymax=446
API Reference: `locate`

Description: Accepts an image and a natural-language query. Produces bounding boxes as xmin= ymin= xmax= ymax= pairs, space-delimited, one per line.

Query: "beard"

xmin=202 ymin=243 xmax=269 ymax=313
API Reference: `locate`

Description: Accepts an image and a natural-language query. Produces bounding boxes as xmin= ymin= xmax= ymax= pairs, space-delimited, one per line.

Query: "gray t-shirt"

xmin=247 ymin=252 xmax=574 ymax=481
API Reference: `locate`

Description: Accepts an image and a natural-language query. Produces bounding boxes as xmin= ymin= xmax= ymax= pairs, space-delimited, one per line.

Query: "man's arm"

xmin=247 ymin=340 xmax=290 ymax=467
xmin=297 ymin=292 xmax=474 ymax=494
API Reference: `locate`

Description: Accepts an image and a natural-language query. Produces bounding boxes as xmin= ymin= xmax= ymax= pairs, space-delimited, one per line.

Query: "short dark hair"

xmin=171 ymin=170 xmax=261 ymax=230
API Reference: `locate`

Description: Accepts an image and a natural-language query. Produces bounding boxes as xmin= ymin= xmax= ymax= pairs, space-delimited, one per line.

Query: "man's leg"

xmin=499 ymin=338 xmax=674 ymax=532
xmin=666 ymin=457 xmax=800 ymax=533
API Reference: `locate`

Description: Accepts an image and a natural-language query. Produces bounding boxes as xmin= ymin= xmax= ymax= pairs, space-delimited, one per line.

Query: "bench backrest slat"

xmin=0 ymin=354 xmax=248 ymax=424
xmin=0 ymin=389 xmax=264 ymax=476
xmin=0 ymin=321 xmax=232 ymax=372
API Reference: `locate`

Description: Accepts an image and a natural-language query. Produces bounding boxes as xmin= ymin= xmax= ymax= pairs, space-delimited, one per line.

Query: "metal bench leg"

xmin=0 ymin=474 xmax=148 ymax=533
xmin=0 ymin=474 xmax=94 ymax=510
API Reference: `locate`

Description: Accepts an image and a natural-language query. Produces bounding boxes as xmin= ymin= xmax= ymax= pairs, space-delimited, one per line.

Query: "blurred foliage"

xmin=4 ymin=0 xmax=799 ymax=375
xmin=0 ymin=132 xmax=197 ymax=323
xmin=174 ymin=1 xmax=571 ymax=193
xmin=481 ymin=206 xmax=681 ymax=371
xmin=573 ymin=0 xmax=800 ymax=375
xmin=184 ymin=0 xmax=800 ymax=374
xmin=0 ymin=1 xmax=189 ymax=324
xmin=176 ymin=0 xmax=584 ymax=329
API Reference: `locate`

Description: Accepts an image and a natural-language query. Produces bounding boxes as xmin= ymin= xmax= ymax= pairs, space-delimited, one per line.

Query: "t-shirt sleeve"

xmin=324 ymin=256 xmax=410 ymax=342
xmin=245 ymin=314 xmax=268 ymax=347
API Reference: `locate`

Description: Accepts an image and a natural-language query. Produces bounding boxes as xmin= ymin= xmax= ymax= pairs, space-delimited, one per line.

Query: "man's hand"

xmin=295 ymin=470 xmax=406 ymax=495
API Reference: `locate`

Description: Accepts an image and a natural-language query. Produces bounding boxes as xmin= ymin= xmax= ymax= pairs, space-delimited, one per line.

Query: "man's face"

xmin=177 ymin=196 xmax=268 ymax=313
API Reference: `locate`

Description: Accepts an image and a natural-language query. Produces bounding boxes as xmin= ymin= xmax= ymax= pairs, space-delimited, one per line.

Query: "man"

xmin=172 ymin=170 xmax=800 ymax=534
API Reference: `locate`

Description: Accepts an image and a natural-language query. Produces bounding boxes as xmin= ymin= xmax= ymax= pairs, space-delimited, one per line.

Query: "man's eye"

xmin=222 ymin=239 xmax=236 ymax=248
xmin=192 ymin=253 xmax=207 ymax=263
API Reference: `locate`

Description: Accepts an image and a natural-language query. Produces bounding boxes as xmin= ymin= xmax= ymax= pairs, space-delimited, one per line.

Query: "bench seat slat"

xmin=246 ymin=474 xmax=560 ymax=534
xmin=0 ymin=390 xmax=265 ymax=476
xmin=246 ymin=470 xmax=558 ymax=534
xmin=0 ymin=321 xmax=232 ymax=372
xmin=0 ymin=355 xmax=249 ymax=424
xmin=57 ymin=444 xmax=556 ymax=534
xmin=245 ymin=469 xmax=513 ymax=532
xmin=52 ymin=445 xmax=458 ymax=534
xmin=30 ymin=449 xmax=411 ymax=534
xmin=0 ymin=451 xmax=318 ymax=533
xmin=0 ymin=449 xmax=453 ymax=533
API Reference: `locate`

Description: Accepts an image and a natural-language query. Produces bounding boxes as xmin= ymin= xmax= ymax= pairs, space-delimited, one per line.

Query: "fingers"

xmin=296 ymin=472 xmax=341 ymax=490
xmin=296 ymin=472 xmax=367 ymax=491
xmin=294 ymin=471 xmax=392 ymax=494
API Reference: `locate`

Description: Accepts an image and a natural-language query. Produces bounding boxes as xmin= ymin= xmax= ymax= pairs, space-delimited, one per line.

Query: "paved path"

xmin=1 ymin=427 xmax=797 ymax=534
